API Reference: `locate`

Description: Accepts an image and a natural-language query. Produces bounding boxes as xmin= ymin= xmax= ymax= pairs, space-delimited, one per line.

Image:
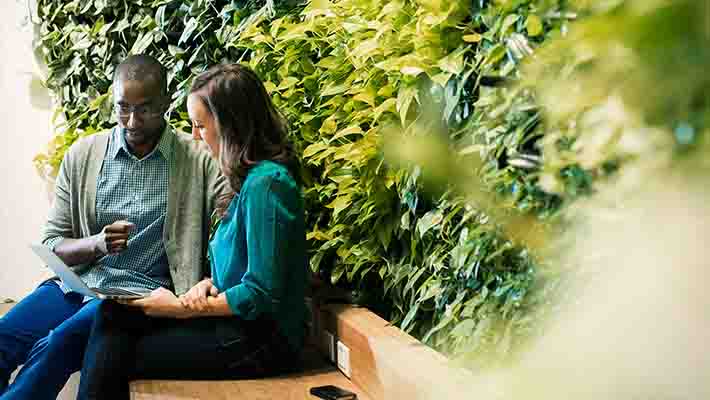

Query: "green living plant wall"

xmin=233 ymin=0 xmax=589 ymax=365
xmin=32 ymin=0 xmax=297 ymax=179
xmin=33 ymin=0 xmax=587 ymax=365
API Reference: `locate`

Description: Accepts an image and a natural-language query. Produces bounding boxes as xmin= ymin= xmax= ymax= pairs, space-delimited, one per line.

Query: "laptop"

xmin=30 ymin=244 xmax=151 ymax=300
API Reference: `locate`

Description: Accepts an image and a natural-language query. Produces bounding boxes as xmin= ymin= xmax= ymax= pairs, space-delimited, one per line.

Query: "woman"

xmin=77 ymin=64 xmax=307 ymax=400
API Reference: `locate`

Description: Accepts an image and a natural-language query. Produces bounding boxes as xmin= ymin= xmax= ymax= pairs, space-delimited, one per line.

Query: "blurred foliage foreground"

xmin=32 ymin=0 xmax=708 ymax=368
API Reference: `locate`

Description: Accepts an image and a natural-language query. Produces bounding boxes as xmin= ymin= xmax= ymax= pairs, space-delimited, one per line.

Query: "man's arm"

xmin=52 ymin=237 xmax=104 ymax=266
xmin=41 ymin=144 xmax=76 ymax=252
xmin=41 ymin=143 xmax=92 ymax=266
xmin=53 ymin=221 xmax=135 ymax=266
xmin=41 ymin=139 xmax=134 ymax=266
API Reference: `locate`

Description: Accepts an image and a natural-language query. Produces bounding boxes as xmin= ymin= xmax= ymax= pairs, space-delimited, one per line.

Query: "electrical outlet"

xmin=336 ymin=340 xmax=351 ymax=378
xmin=323 ymin=331 xmax=336 ymax=363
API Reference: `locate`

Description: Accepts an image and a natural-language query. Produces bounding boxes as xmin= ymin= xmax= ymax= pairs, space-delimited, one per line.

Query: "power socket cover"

xmin=336 ymin=340 xmax=351 ymax=378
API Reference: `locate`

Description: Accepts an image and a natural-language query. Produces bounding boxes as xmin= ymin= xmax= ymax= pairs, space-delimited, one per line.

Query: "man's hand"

xmin=52 ymin=220 xmax=135 ymax=266
xmin=179 ymin=278 xmax=219 ymax=312
xmin=120 ymin=287 xmax=192 ymax=318
xmin=95 ymin=220 xmax=135 ymax=255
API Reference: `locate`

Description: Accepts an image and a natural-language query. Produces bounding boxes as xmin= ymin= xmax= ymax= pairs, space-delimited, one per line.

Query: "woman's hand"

xmin=179 ymin=278 xmax=219 ymax=312
xmin=120 ymin=287 xmax=193 ymax=318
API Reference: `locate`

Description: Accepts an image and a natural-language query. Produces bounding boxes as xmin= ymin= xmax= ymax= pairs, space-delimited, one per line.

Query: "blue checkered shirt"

xmin=49 ymin=127 xmax=174 ymax=293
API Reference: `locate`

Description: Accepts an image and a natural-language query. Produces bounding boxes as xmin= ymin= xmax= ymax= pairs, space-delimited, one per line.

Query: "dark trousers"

xmin=0 ymin=280 xmax=100 ymax=400
xmin=78 ymin=300 xmax=300 ymax=400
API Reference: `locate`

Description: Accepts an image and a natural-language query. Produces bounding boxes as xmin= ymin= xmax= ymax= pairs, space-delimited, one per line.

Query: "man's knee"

xmin=43 ymin=323 xmax=90 ymax=359
xmin=0 ymin=347 xmax=15 ymax=381
xmin=0 ymin=320 xmax=27 ymax=372
xmin=40 ymin=303 xmax=98 ymax=364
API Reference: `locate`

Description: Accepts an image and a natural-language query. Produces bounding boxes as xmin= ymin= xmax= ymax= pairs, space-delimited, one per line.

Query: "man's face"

xmin=113 ymin=76 xmax=166 ymax=149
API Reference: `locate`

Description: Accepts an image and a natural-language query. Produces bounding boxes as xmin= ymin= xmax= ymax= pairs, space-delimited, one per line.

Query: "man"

xmin=0 ymin=54 xmax=226 ymax=399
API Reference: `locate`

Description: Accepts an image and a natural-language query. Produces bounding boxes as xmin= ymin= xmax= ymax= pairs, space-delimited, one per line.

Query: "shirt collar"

xmin=110 ymin=125 xmax=174 ymax=163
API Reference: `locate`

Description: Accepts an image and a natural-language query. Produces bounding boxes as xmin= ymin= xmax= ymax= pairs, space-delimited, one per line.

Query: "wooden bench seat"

xmin=131 ymin=302 xmax=471 ymax=400
xmin=130 ymin=347 xmax=370 ymax=400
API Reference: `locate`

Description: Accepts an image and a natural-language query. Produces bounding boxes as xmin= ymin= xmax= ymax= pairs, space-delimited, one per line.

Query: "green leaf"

xmin=96 ymin=19 xmax=114 ymax=37
xmin=483 ymin=44 xmax=506 ymax=67
xmin=400 ymin=303 xmax=420 ymax=332
xmin=303 ymin=142 xmax=329 ymax=158
xmin=422 ymin=314 xmax=454 ymax=343
xmin=319 ymin=115 xmax=338 ymax=135
xmin=451 ymin=319 xmax=477 ymax=338
xmin=156 ymin=5 xmax=167 ymax=28
xmin=400 ymin=66 xmax=425 ymax=76
xmin=130 ymin=31 xmax=155 ymax=55
xmin=326 ymin=194 xmax=353 ymax=218
xmin=437 ymin=46 xmax=466 ymax=75
xmin=416 ymin=209 xmax=444 ymax=238
xmin=112 ymin=17 xmax=130 ymax=33
xmin=321 ymin=83 xmax=348 ymax=97
xmin=317 ymin=57 xmax=342 ymax=69
xmin=179 ymin=17 xmax=198 ymax=45
xmin=501 ymin=14 xmax=520 ymax=36
xmin=373 ymin=98 xmax=397 ymax=121
xmin=526 ymin=15 xmax=543 ymax=37
xmin=331 ymin=264 xmax=346 ymax=284
xmin=396 ymin=86 xmax=418 ymax=127
xmin=463 ymin=33 xmax=482 ymax=43
xmin=138 ymin=15 xmax=155 ymax=30
xmin=332 ymin=125 xmax=364 ymax=141
xmin=277 ymin=77 xmax=299 ymax=90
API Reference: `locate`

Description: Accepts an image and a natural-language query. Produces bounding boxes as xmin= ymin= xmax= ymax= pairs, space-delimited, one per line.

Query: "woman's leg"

xmin=133 ymin=316 xmax=299 ymax=380
xmin=80 ymin=309 xmax=300 ymax=400
xmin=78 ymin=301 xmax=151 ymax=400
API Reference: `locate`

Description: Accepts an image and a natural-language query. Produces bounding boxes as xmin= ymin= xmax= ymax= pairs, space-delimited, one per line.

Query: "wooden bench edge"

xmin=318 ymin=304 xmax=473 ymax=400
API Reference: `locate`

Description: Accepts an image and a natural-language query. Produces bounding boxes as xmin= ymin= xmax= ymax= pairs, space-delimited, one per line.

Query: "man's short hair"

xmin=113 ymin=54 xmax=167 ymax=95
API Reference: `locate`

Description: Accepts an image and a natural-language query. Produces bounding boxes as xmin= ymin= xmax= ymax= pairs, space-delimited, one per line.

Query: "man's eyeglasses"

xmin=114 ymin=103 xmax=165 ymax=119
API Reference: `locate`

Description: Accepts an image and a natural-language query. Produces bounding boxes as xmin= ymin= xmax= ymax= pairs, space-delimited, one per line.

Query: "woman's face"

xmin=187 ymin=92 xmax=220 ymax=156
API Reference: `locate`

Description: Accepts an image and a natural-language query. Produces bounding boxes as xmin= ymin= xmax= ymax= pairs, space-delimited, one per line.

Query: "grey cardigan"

xmin=41 ymin=128 xmax=228 ymax=295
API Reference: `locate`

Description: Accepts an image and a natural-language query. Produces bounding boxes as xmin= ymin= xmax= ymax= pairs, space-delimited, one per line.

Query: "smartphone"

xmin=309 ymin=385 xmax=357 ymax=400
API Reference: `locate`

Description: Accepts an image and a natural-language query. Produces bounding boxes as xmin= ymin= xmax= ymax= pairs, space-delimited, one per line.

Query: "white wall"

xmin=0 ymin=0 xmax=54 ymax=300
xmin=0 ymin=1 xmax=78 ymax=397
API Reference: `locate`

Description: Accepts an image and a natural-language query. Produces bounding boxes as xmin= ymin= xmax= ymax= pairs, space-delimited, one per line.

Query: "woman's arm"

xmin=179 ymin=279 xmax=235 ymax=317
xmin=200 ymin=293 xmax=234 ymax=316
xmin=185 ymin=173 xmax=301 ymax=320
xmin=221 ymin=174 xmax=300 ymax=319
xmin=120 ymin=287 xmax=195 ymax=318
xmin=173 ymin=173 xmax=302 ymax=319
xmin=124 ymin=283 xmax=233 ymax=319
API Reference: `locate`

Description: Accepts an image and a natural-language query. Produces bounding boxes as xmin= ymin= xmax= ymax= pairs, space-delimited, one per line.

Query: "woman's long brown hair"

xmin=190 ymin=64 xmax=300 ymax=217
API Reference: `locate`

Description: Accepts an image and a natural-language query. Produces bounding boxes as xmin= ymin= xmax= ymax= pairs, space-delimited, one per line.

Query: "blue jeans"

xmin=0 ymin=280 xmax=100 ymax=400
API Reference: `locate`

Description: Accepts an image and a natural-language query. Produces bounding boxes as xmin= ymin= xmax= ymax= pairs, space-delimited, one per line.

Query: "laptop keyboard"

xmin=91 ymin=287 xmax=144 ymax=296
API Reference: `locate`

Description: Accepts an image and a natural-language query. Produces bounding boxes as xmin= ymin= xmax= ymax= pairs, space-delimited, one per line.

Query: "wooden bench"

xmin=130 ymin=346 xmax=368 ymax=400
xmin=317 ymin=304 xmax=472 ymax=400
xmin=131 ymin=301 xmax=471 ymax=400
xmin=3 ymin=298 xmax=472 ymax=400
xmin=130 ymin=297 xmax=372 ymax=400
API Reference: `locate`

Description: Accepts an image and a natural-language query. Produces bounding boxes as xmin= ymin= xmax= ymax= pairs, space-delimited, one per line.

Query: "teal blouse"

xmin=208 ymin=161 xmax=307 ymax=351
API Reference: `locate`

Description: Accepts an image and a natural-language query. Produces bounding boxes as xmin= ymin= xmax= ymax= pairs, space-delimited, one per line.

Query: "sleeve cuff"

xmin=43 ymin=237 xmax=64 ymax=252
xmin=225 ymin=285 xmax=256 ymax=320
